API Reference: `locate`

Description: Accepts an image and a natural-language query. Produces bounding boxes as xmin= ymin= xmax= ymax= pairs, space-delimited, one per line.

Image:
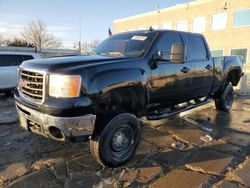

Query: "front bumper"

xmin=15 ymin=101 xmax=96 ymax=142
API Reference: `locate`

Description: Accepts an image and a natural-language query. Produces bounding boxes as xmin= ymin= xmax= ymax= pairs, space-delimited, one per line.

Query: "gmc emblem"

xmin=19 ymin=79 xmax=30 ymax=89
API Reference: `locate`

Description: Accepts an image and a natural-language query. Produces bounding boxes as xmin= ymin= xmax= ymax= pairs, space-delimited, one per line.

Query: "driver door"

xmin=149 ymin=32 xmax=193 ymax=105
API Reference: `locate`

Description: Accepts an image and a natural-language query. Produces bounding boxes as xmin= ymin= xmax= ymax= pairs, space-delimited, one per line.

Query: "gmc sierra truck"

xmin=14 ymin=30 xmax=243 ymax=167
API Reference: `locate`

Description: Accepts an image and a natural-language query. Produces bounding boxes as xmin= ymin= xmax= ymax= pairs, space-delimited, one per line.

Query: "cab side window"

xmin=185 ymin=35 xmax=208 ymax=61
xmin=21 ymin=55 xmax=34 ymax=62
xmin=10 ymin=55 xmax=23 ymax=66
xmin=0 ymin=55 xmax=34 ymax=67
xmin=0 ymin=55 xmax=12 ymax=67
xmin=157 ymin=32 xmax=183 ymax=53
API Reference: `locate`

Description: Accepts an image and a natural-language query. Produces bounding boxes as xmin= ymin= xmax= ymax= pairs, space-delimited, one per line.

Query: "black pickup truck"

xmin=14 ymin=30 xmax=243 ymax=167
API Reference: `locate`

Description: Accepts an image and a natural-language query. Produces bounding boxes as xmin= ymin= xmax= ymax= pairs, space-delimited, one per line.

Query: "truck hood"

xmin=20 ymin=55 xmax=131 ymax=72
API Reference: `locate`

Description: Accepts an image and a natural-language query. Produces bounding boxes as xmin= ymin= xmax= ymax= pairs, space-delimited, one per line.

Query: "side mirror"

xmin=151 ymin=43 xmax=187 ymax=68
xmin=152 ymin=51 xmax=162 ymax=61
xmin=170 ymin=43 xmax=186 ymax=63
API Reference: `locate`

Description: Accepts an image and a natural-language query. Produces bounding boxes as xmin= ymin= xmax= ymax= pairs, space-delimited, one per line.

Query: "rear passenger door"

xmin=184 ymin=34 xmax=213 ymax=98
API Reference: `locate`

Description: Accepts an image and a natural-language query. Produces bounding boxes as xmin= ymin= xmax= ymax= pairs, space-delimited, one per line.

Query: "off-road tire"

xmin=215 ymin=83 xmax=234 ymax=112
xmin=90 ymin=113 xmax=141 ymax=167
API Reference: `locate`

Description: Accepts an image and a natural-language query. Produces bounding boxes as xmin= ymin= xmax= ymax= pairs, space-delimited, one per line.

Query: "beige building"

xmin=113 ymin=0 xmax=250 ymax=92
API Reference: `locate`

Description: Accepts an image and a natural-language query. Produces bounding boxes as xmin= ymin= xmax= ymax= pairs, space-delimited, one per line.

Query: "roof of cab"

xmin=115 ymin=29 xmax=204 ymax=37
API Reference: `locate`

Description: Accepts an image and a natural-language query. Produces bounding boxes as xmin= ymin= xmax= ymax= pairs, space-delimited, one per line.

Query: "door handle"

xmin=181 ymin=67 xmax=190 ymax=73
xmin=205 ymin=64 xmax=212 ymax=70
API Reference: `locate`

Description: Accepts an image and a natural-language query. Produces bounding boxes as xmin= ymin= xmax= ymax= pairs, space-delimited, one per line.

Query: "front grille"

xmin=19 ymin=69 xmax=45 ymax=103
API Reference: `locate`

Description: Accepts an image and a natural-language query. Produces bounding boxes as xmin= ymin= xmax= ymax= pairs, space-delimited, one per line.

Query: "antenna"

xmin=79 ymin=18 xmax=82 ymax=54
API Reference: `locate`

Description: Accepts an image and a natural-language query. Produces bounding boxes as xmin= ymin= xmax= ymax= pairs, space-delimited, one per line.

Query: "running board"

xmin=146 ymin=98 xmax=211 ymax=120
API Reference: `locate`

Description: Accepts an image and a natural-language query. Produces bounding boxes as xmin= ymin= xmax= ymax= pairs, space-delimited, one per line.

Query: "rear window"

xmin=0 ymin=54 xmax=34 ymax=67
xmin=186 ymin=35 xmax=208 ymax=61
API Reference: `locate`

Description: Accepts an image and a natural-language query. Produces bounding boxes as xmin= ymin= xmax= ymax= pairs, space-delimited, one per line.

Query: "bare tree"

xmin=6 ymin=38 xmax=34 ymax=47
xmin=21 ymin=20 xmax=62 ymax=51
xmin=82 ymin=39 xmax=100 ymax=54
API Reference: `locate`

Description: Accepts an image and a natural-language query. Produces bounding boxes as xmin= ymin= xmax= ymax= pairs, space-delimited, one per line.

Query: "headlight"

xmin=49 ymin=75 xmax=81 ymax=98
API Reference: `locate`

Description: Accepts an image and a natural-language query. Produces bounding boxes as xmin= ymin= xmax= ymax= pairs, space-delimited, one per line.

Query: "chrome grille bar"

xmin=19 ymin=69 xmax=45 ymax=104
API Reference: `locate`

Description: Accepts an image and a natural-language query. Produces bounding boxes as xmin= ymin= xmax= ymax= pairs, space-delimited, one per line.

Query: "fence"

xmin=0 ymin=46 xmax=79 ymax=57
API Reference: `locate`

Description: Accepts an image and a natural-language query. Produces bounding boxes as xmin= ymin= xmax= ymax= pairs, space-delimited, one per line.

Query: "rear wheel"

xmin=215 ymin=83 xmax=234 ymax=112
xmin=90 ymin=113 xmax=141 ymax=167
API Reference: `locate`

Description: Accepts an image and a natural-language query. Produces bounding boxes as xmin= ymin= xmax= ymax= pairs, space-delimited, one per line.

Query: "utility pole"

xmin=38 ymin=35 xmax=42 ymax=52
xmin=79 ymin=18 xmax=82 ymax=54
xmin=78 ymin=41 xmax=81 ymax=54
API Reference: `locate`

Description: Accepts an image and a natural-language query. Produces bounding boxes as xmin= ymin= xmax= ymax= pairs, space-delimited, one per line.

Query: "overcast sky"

xmin=0 ymin=0 xmax=192 ymax=48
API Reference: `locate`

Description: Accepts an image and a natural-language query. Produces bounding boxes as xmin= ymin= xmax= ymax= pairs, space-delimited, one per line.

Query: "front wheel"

xmin=90 ymin=113 xmax=141 ymax=167
xmin=215 ymin=83 xmax=234 ymax=112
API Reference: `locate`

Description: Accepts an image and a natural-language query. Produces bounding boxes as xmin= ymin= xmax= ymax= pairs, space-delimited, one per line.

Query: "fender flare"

xmin=86 ymin=68 xmax=148 ymax=115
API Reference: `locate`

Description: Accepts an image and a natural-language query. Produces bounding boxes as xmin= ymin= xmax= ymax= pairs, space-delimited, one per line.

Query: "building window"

xmin=176 ymin=20 xmax=188 ymax=31
xmin=211 ymin=49 xmax=223 ymax=57
xmin=162 ymin=22 xmax=172 ymax=29
xmin=192 ymin=17 xmax=206 ymax=33
xmin=234 ymin=9 xmax=250 ymax=28
xmin=231 ymin=49 xmax=248 ymax=64
xmin=212 ymin=13 xmax=227 ymax=30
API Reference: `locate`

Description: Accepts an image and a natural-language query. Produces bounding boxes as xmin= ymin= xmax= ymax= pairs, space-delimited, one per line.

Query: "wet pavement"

xmin=0 ymin=94 xmax=250 ymax=188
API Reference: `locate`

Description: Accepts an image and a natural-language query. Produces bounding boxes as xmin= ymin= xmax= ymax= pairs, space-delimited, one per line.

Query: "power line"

xmin=0 ymin=9 xmax=79 ymax=26
xmin=0 ymin=18 xmax=109 ymax=33
xmin=0 ymin=22 xmax=108 ymax=34
xmin=0 ymin=10 xmax=111 ymax=30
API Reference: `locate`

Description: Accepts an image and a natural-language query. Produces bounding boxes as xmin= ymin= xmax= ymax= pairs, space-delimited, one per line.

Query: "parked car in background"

xmin=0 ymin=52 xmax=42 ymax=96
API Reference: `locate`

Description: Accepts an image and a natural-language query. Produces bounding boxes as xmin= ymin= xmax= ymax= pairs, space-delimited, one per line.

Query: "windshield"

xmin=93 ymin=32 xmax=156 ymax=58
